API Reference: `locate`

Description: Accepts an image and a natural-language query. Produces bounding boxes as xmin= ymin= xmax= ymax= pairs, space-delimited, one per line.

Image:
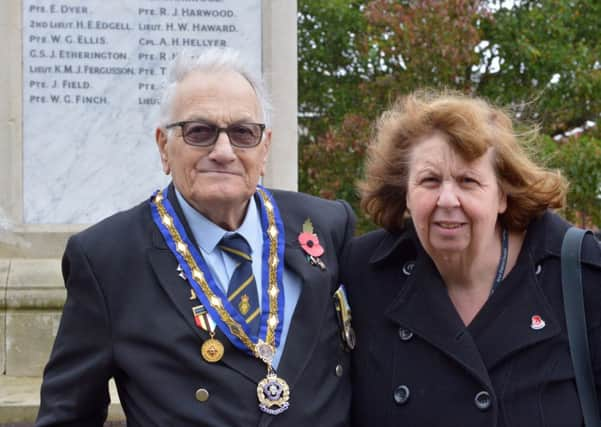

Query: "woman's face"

xmin=405 ymin=132 xmax=507 ymax=259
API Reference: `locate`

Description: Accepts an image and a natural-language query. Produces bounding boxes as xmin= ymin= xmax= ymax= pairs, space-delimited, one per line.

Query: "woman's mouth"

xmin=434 ymin=222 xmax=465 ymax=229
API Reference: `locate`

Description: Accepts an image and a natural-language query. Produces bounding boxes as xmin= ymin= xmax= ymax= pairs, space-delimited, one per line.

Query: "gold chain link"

xmin=153 ymin=189 xmax=281 ymax=353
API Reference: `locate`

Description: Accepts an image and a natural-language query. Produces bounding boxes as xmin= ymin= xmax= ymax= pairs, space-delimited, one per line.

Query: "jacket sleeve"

xmin=35 ymin=235 xmax=113 ymax=427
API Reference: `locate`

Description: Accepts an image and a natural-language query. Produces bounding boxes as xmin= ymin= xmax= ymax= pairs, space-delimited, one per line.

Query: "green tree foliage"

xmin=298 ymin=0 xmax=369 ymax=139
xmin=478 ymin=0 xmax=601 ymax=135
xmin=298 ymin=0 xmax=601 ymax=233
xmin=536 ymin=128 xmax=601 ymax=228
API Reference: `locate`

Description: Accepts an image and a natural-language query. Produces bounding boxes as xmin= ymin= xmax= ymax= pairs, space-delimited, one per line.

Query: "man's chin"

xmin=189 ymin=188 xmax=253 ymax=208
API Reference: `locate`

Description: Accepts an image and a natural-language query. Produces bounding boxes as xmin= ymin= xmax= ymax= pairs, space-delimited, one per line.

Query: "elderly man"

xmin=36 ymin=48 xmax=355 ymax=427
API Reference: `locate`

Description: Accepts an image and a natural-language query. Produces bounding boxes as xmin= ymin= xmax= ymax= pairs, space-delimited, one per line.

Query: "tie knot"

xmin=219 ymin=233 xmax=252 ymax=261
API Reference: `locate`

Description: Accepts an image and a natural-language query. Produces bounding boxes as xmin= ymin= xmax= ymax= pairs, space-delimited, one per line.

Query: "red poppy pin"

xmin=298 ymin=218 xmax=326 ymax=270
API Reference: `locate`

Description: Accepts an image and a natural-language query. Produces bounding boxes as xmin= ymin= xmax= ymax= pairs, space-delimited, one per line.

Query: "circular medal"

xmin=257 ymin=373 xmax=290 ymax=415
xmin=201 ymin=338 xmax=224 ymax=363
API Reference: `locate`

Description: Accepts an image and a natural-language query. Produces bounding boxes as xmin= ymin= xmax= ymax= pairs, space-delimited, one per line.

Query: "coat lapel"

xmin=275 ymin=215 xmax=334 ymax=388
xmin=382 ymin=220 xmax=563 ymax=384
xmin=258 ymin=209 xmax=337 ymax=427
xmin=384 ymin=252 xmax=493 ymax=388
xmin=147 ymin=188 xmax=341 ymax=405
xmin=468 ymin=239 xmax=561 ymax=370
xmin=146 ymin=187 xmax=265 ymax=384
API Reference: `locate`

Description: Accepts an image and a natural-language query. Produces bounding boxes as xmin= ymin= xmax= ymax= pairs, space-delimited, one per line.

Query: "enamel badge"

xmin=530 ymin=315 xmax=546 ymax=330
xmin=298 ymin=218 xmax=326 ymax=270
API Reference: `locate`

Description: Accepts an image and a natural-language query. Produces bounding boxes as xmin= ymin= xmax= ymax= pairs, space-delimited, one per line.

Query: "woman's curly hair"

xmin=359 ymin=90 xmax=567 ymax=233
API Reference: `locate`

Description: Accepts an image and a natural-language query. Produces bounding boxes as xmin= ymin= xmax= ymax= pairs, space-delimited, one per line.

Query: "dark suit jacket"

xmin=36 ymin=187 xmax=355 ymax=427
xmin=343 ymin=211 xmax=601 ymax=427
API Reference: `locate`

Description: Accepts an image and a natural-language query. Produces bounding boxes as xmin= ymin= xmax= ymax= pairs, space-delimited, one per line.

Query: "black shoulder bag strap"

xmin=561 ymin=226 xmax=601 ymax=427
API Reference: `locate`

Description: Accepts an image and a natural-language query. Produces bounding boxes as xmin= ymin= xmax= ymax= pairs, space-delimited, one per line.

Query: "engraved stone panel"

xmin=22 ymin=0 xmax=262 ymax=224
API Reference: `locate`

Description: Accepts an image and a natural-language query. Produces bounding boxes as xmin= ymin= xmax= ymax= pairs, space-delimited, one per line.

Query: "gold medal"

xmin=257 ymin=372 xmax=290 ymax=415
xmin=201 ymin=336 xmax=224 ymax=363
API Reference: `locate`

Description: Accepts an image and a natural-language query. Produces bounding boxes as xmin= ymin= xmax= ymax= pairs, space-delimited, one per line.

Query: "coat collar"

xmin=524 ymin=211 xmax=601 ymax=268
xmin=369 ymin=220 xmax=417 ymax=265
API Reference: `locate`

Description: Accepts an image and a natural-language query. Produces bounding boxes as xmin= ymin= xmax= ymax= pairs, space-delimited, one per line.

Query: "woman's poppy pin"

xmin=298 ymin=218 xmax=326 ymax=270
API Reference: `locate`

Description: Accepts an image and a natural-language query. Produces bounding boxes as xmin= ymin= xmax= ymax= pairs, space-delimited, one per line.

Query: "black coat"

xmin=36 ymin=187 xmax=355 ymax=427
xmin=343 ymin=211 xmax=601 ymax=427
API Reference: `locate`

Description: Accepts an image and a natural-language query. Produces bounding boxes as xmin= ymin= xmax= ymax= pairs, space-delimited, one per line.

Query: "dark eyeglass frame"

xmin=165 ymin=120 xmax=266 ymax=148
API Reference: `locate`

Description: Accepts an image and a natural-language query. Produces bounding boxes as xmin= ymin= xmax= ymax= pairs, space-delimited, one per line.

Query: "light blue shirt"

xmin=175 ymin=190 xmax=301 ymax=369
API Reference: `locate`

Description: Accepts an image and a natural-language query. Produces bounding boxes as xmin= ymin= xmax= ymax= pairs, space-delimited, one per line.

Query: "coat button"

xmin=398 ymin=327 xmax=413 ymax=341
xmin=535 ymin=264 xmax=542 ymax=275
xmin=474 ymin=391 xmax=491 ymax=410
xmin=195 ymin=388 xmax=210 ymax=402
xmin=402 ymin=261 xmax=415 ymax=276
xmin=335 ymin=364 xmax=344 ymax=377
xmin=393 ymin=385 xmax=410 ymax=405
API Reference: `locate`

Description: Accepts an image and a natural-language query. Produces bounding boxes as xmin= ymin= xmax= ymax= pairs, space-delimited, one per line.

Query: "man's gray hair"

xmin=158 ymin=48 xmax=272 ymax=128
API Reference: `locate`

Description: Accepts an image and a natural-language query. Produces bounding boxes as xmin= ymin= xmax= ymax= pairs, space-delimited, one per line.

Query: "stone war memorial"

xmin=0 ymin=0 xmax=297 ymax=424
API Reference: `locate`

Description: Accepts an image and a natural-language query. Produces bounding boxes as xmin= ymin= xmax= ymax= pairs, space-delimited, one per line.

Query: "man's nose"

xmin=437 ymin=181 xmax=460 ymax=208
xmin=208 ymin=131 xmax=236 ymax=161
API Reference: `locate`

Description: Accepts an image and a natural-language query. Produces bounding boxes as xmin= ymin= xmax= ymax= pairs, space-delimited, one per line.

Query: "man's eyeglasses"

xmin=165 ymin=120 xmax=266 ymax=148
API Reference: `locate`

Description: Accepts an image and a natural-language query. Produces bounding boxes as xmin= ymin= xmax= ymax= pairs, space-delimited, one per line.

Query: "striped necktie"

xmin=219 ymin=234 xmax=260 ymax=336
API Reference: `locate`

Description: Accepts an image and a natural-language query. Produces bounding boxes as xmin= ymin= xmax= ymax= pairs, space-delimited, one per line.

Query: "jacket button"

xmin=402 ymin=261 xmax=415 ymax=276
xmin=393 ymin=385 xmax=410 ymax=405
xmin=335 ymin=364 xmax=344 ymax=377
xmin=398 ymin=327 xmax=413 ymax=341
xmin=535 ymin=264 xmax=542 ymax=275
xmin=195 ymin=388 xmax=210 ymax=402
xmin=474 ymin=391 xmax=491 ymax=410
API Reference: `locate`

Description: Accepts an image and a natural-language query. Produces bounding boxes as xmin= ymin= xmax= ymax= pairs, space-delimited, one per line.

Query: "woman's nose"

xmin=437 ymin=182 xmax=460 ymax=208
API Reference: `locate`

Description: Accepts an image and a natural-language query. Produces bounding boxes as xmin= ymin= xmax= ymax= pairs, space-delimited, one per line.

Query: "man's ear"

xmin=156 ymin=128 xmax=170 ymax=175
xmin=260 ymin=128 xmax=272 ymax=177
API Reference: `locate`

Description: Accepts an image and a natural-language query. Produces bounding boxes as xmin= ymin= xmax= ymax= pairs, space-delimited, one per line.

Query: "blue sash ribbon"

xmin=150 ymin=185 xmax=286 ymax=355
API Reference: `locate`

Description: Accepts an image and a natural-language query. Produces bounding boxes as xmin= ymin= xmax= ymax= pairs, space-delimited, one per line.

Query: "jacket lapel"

xmin=258 ymin=213 xmax=336 ymax=427
xmin=381 ymin=219 xmax=563 ymax=383
xmin=468 ymin=234 xmax=561 ymax=370
xmin=147 ymin=188 xmax=343 ymax=395
xmin=147 ymin=187 xmax=265 ymax=384
xmin=275 ymin=215 xmax=334 ymax=388
xmin=384 ymin=252 xmax=493 ymax=388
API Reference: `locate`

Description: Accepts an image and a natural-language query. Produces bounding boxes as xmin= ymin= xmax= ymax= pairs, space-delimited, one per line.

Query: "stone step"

xmin=0 ymin=376 xmax=125 ymax=425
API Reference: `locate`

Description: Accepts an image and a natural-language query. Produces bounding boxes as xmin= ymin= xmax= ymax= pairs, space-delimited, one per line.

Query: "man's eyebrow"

xmin=182 ymin=116 xmax=258 ymax=124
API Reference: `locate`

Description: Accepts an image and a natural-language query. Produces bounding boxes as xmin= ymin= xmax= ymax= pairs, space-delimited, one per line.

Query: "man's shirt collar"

xmin=174 ymin=189 xmax=261 ymax=255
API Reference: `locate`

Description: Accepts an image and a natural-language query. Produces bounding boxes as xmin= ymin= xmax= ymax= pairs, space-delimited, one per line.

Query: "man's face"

xmin=156 ymin=70 xmax=271 ymax=225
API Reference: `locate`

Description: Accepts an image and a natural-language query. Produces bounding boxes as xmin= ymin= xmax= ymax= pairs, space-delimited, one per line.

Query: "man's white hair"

xmin=158 ymin=48 xmax=272 ymax=128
